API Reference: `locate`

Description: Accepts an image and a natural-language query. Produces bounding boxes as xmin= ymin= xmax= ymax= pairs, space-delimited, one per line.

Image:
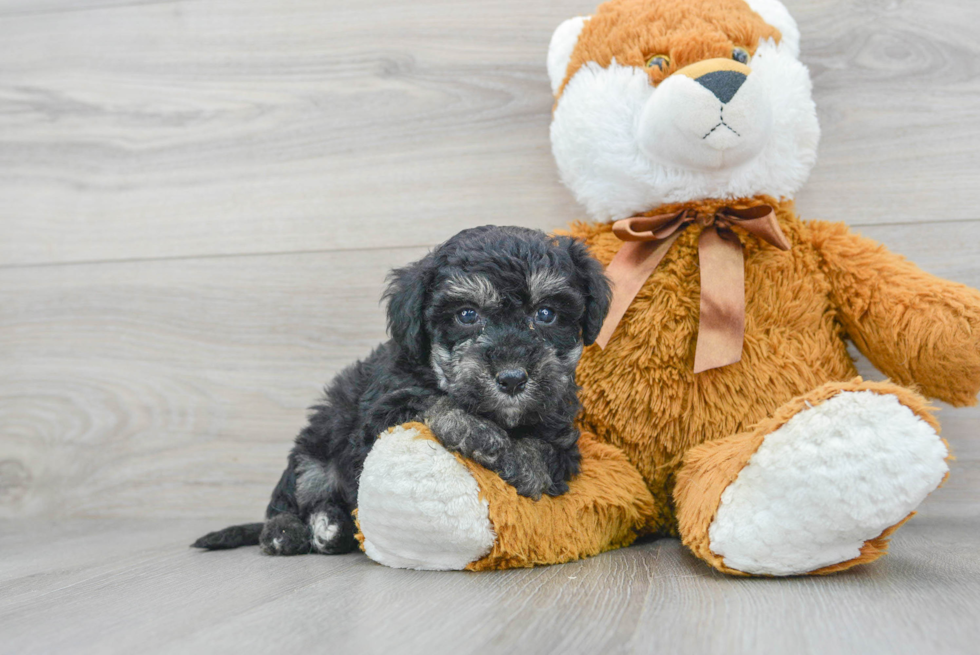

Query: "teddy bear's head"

xmin=548 ymin=0 xmax=819 ymax=220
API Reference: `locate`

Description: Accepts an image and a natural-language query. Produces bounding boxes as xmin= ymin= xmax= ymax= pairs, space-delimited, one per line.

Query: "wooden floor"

xmin=1 ymin=515 xmax=979 ymax=655
xmin=1 ymin=0 xmax=979 ymax=653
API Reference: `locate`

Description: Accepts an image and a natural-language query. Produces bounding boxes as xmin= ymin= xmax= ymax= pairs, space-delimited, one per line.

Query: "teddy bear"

xmin=352 ymin=0 xmax=980 ymax=576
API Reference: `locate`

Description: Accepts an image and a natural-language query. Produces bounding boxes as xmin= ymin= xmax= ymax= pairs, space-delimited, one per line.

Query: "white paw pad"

xmin=357 ymin=425 xmax=496 ymax=570
xmin=708 ymin=391 xmax=949 ymax=575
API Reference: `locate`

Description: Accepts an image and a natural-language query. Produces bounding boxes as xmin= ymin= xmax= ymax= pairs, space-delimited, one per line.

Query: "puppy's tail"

xmin=192 ymin=522 xmax=264 ymax=550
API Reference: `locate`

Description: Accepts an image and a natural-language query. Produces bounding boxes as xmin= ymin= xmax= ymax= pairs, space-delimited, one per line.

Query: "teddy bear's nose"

xmin=695 ymin=70 xmax=747 ymax=104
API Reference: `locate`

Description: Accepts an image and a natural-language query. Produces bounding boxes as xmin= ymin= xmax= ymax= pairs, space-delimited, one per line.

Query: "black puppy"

xmin=193 ymin=226 xmax=611 ymax=556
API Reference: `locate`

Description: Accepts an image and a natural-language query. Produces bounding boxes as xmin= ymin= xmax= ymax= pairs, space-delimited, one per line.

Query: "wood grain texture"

xmin=1 ymin=0 xmax=979 ymax=266
xmin=0 ymin=245 xmax=424 ymax=519
xmin=0 ymin=0 xmax=582 ymax=266
xmin=795 ymin=0 xmax=980 ymax=222
xmin=0 ymin=517 xmax=978 ymax=655
xmin=1 ymin=0 xmax=979 ymax=651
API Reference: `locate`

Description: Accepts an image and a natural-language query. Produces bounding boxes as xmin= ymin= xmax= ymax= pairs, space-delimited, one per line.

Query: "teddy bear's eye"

xmin=646 ymin=54 xmax=671 ymax=71
xmin=732 ymin=47 xmax=751 ymax=64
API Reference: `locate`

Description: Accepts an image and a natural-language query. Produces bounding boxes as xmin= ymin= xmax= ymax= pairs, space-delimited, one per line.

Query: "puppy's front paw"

xmin=425 ymin=399 xmax=508 ymax=458
xmin=545 ymin=478 xmax=570 ymax=497
xmin=508 ymin=475 xmax=551 ymax=501
xmin=498 ymin=449 xmax=552 ymax=501
xmin=259 ymin=514 xmax=311 ymax=556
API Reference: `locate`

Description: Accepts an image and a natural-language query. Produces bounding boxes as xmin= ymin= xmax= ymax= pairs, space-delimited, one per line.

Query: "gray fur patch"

xmin=430 ymin=344 xmax=453 ymax=391
xmin=295 ymin=456 xmax=339 ymax=508
xmin=561 ymin=344 xmax=583 ymax=369
xmin=527 ymin=269 xmax=569 ymax=305
xmin=443 ymin=274 xmax=500 ymax=307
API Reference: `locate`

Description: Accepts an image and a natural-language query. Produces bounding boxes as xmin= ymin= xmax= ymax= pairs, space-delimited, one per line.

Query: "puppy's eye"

xmin=534 ymin=307 xmax=557 ymax=325
xmin=646 ymin=54 xmax=670 ymax=71
xmin=732 ymin=47 xmax=750 ymax=64
xmin=456 ymin=308 xmax=480 ymax=325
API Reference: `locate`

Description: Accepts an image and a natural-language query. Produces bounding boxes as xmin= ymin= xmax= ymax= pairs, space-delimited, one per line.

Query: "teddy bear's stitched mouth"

xmin=702 ymin=106 xmax=741 ymax=140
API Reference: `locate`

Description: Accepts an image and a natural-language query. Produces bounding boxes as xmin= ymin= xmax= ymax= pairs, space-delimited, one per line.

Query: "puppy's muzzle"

xmin=495 ymin=368 xmax=528 ymax=395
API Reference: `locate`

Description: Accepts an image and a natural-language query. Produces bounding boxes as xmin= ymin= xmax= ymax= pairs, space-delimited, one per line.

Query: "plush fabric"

xmin=356 ymin=423 xmax=497 ymax=570
xmin=354 ymin=0 xmax=980 ymax=576
xmin=675 ymin=379 xmax=950 ymax=576
xmin=548 ymin=1 xmax=819 ymax=220
xmin=461 ymin=429 xmax=655 ymax=571
xmin=355 ymin=423 xmax=654 ymax=570
xmin=558 ymin=0 xmax=781 ymax=97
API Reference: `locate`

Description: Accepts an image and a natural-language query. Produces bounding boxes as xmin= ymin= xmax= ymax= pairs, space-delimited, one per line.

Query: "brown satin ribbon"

xmin=595 ymin=204 xmax=791 ymax=373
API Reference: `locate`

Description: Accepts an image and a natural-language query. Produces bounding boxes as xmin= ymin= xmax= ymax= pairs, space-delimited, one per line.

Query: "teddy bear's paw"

xmin=707 ymin=390 xmax=949 ymax=576
xmin=356 ymin=424 xmax=497 ymax=570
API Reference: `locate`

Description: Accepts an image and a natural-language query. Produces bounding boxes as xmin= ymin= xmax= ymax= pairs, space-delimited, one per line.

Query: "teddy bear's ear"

xmin=547 ymin=16 xmax=590 ymax=96
xmin=743 ymin=0 xmax=800 ymax=57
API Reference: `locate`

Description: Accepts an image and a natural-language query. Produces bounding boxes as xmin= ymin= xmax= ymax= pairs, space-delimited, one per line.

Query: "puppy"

xmin=193 ymin=226 xmax=611 ymax=556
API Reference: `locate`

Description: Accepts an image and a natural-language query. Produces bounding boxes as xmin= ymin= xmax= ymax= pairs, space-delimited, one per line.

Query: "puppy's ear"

xmin=563 ymin=237 xmax=611 ymax=346
xmin=383 ymin=254 xmax=435 ymax=362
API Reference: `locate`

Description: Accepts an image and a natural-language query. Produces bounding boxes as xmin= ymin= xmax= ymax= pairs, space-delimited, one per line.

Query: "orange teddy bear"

xmin=354 ymin=0 xmax=980 ymax=575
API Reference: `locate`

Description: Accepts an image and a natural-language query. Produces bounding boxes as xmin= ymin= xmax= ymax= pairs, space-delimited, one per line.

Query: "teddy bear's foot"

xmin=356 ymin=423 xmax=497 ymax=570
xmin=356 ymin=422 xmax=655 ymax=570
xmin=675 ymin=379 xmax=950 ymax=576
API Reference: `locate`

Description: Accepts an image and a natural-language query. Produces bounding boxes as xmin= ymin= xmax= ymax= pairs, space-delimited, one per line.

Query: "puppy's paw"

xmin=308 ymin=506 xmax=357 ymax=555
xmin=510 ymin=477 xmax=550 ymax=500
xmin=544 ymin=478 xmax=570 ymax=497
xmin=259 ymin=514 xmax=311 ymax=556
xmin=425 ymin=399 xmax=508 ymax=456
xmin=498 ymin=450 xmax=552 ymax=501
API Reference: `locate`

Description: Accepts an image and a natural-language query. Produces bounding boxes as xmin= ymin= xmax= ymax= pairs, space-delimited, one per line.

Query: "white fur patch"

xmin=547 ymin=16 xmax=589 ymax=95
xmin=357 ymin=425 xmax=496 ymax=570
xmin=708 ymin=391 xmax=949 ymax=576
xmin=309 ymin=512 xmax=339 ymax=553
xmin=550 ymin=37 xmax=819 ymax=221
xmin=743 ymin=0 xmax=800 ymax=57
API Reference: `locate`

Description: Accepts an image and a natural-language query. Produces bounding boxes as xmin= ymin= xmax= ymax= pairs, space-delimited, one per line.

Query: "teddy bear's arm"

xmin=808 ymin=220 xmax=980 ymax=406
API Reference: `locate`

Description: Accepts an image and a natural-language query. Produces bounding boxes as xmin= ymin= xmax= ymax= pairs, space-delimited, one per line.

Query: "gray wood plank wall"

xmin=1 ymin=0 xmax=978 ymax=524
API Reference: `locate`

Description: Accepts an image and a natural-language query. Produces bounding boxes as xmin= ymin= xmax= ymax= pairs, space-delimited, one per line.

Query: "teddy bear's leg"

xmin=674 ymin=379 xmax=951 ymax=576
xmin=355 ymin=422 xmax=655 ymax=570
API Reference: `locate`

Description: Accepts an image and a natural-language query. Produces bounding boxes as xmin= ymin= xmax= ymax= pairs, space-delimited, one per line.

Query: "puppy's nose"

xmin=495 ymin=369 xmax=528 ymax=395
xmin=695 ymin=70 xmax=746 ymax=104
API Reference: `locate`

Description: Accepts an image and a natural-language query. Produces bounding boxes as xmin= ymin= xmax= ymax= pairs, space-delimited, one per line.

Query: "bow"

xmin=595 ymin=204 xmax=791 ymax=373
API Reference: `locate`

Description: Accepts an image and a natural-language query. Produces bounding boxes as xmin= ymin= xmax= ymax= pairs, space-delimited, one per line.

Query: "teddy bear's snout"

xmin=635 ymin=57 xmax=771 ymax=172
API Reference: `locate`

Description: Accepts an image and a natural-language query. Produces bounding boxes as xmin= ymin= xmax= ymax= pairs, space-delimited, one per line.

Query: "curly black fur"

xmin=192 ymin=226 xmax=611 ymax=556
